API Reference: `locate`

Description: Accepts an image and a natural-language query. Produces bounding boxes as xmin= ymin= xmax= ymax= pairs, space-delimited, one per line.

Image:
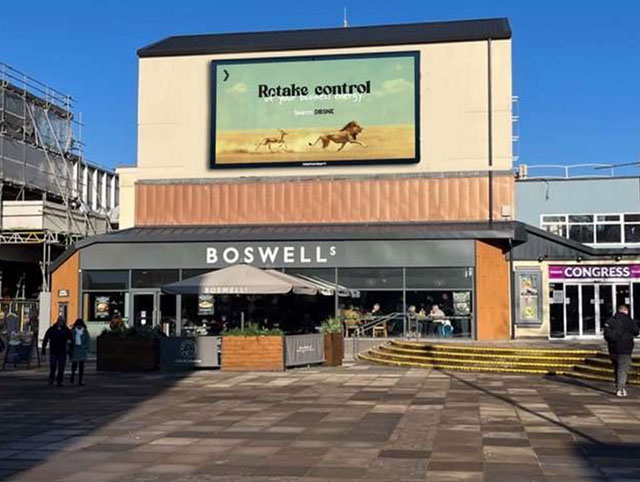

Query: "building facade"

xmin=513 ymin=169 xmax=640 ymax=339
xmin=51 ymin=18 xmax=520 ymax=341
xmin=0 ymin=61 xmax=118 ymax=330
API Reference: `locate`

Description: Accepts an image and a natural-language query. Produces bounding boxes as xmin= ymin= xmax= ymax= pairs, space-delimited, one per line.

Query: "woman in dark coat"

xmin=69 ymin=319 xmax=90 ymax=386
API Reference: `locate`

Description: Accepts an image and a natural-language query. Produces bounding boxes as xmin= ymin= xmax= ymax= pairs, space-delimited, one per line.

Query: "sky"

xmin=1 ymin=0 xmax=639 ymax=173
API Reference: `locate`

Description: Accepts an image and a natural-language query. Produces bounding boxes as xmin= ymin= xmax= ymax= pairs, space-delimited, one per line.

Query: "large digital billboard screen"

xmin=210 ymin=52 xmax=420 ymax=168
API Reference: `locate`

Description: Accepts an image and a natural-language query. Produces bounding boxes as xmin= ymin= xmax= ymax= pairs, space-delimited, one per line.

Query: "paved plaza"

xmin=1 ymin=362 xmax=640 ymax=482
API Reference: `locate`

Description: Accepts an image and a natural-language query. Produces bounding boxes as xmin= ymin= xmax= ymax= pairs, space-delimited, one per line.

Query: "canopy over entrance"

xmin=162 ymin=264 xmax=324 ymax=296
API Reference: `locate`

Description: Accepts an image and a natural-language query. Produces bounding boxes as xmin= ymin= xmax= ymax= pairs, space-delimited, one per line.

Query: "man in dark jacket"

xmin=603 ymin=305 xmax=639 ymax=397
xmin=42 ymin=316 xmax=72 ymax=387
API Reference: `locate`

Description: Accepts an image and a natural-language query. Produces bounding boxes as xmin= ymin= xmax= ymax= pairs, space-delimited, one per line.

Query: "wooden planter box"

xmin=221 ymin=336 xmax=284 ymax=371
xmin=97 ymin=336 xmax=159 ymax=371
xmin=324 ymin=333 xmax=344 ymax=367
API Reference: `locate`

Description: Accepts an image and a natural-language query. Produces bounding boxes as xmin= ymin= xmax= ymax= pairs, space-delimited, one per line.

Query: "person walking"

xmin=42 ymin=316 xmax=72 ymax=387
xmin=603 ymin=305 xmax=639 ymax=397
xmin=69 ymin=319 xmax=90 ymax=386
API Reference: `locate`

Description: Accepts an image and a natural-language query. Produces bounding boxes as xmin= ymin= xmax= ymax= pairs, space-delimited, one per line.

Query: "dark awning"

xmin=50 ymin=221 xmax=526 ymax=272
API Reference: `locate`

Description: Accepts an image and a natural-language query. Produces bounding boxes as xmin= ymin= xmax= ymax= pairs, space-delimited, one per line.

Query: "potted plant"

xmin=320 ymin=317 xmax=344 ymax=367
xmin=97 ymin=325 xmax=161 ymax=371
xmin=221 ymin=323 xmax=285 ymax=371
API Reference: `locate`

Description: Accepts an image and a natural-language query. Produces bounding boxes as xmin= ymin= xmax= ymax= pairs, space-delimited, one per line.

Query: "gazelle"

xmin=255 ymin=129 xmax=288 ymax=151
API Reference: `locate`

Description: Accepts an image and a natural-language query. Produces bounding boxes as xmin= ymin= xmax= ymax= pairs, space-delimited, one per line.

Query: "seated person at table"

xmin=426 ymin=304 xmax=446 ymax=336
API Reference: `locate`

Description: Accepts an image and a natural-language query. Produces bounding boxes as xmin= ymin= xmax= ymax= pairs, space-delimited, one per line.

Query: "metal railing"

xmin=518 ymin=163 xmax=639 ymax=180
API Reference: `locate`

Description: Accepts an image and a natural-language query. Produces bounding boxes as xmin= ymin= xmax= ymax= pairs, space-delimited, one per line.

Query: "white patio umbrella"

xmin=162 ymin=264 xmax=316 ymax=295
xmin=162 ymin=264 xmax=320 ymax=329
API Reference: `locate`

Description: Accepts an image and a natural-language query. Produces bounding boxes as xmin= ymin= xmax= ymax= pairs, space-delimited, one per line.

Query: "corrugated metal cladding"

xmin=134 ymin=174 xmax=514 ymax=227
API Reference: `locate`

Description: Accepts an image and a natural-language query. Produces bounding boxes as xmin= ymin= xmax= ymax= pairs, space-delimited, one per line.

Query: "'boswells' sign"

xmin=549 ymin=264 xmax=640 ymax=280
xmin=206 ymin=245 xmax=337 ymax=266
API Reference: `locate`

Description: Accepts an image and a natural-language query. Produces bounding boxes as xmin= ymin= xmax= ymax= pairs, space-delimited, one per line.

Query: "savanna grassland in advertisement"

xmin=211 ymin=52 xmax=419 ymax=168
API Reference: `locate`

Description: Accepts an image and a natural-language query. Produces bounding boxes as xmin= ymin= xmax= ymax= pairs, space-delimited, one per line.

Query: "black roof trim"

xmin=138 ymin=18 xmax=511 ymax=58
xmin=50 ymin=221 xmax=519 ymax=272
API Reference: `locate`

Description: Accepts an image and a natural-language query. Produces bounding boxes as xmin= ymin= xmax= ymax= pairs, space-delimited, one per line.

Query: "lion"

xmin=308 ymin=121 xmax=367 ymax=151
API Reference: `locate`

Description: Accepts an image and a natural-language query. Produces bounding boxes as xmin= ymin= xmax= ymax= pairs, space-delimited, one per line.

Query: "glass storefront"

xmin=80 ymin=265 xmax=475 ymax=339
xmin=549 ymin=281 xmax=640 ymax=338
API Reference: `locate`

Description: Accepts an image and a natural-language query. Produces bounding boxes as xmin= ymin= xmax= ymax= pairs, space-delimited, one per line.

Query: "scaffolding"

xmin=0 ymin=60 xmax=118 ymax=302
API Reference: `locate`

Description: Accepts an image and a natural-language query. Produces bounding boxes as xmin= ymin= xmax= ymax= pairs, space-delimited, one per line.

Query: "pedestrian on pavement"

xmin=69 ymin=318 xmax=90 ymax=386
xmin=603 ymin=305 xmax=639 ymax=397
xmin=42 ymin=316 xmax=72 ymax=387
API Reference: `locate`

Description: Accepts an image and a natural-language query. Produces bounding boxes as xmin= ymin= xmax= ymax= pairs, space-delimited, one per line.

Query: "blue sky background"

xmin=1 ymin=0 xmax=639 ymax=173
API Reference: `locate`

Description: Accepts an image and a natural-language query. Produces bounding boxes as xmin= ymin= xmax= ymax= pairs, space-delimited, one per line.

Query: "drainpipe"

xmin=509 ymin=238 xmax=516 ymax=340
xmin=487 ymin=38 xmax=494 ymax=227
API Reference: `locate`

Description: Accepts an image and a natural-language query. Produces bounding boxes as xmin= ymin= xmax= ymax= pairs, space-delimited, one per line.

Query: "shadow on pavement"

xmin=544 ymin=374 xmax=614 ymax=396
xmin=0 ymin=362 xmax=193 ymax=480
xmin=443 ymin=370 xmax=640 ymax=481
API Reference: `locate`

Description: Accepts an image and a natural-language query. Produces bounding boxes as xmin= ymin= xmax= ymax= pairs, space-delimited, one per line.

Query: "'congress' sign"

xmin=549 ymin=264 xmax=640 ymax=280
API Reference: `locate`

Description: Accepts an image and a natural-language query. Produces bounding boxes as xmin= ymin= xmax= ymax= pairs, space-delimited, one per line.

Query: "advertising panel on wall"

xmin=211 ymin=51 xmax=420 ymax=168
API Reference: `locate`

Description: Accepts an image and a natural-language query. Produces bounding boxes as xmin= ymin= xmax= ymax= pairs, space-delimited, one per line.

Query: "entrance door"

xmin=581 ymin=285 xmax=597 ymax=336
xmin=616 ymin=284 xmax=631 ymax=311
xmin=132 ymin=293 xmax=156 ymax=328
xmin=598 ymin=284 xmax=614 ymax=334
xmin=565 ymin=284 xmax=580 ymax=336
xmin=158 ymin=294 xmax=177 ymax=336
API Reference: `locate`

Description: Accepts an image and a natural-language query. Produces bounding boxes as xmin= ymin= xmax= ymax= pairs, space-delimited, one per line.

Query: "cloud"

xmin=226 ymin=82 xmax=247 ymax=94
xmin=372 ymin=78 xmax=413 ymax=97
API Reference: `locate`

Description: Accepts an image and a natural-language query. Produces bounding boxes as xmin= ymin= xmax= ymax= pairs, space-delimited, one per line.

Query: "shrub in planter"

xmin=320 ymin=317 xmax=344 ymax=367
xmin=97 ymin=326 xmax=160 ymax=371
xmin=221 ymin=323 xmax=284 ymax=372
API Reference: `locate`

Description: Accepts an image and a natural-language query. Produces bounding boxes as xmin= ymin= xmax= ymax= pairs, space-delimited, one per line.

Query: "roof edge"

xmin=138 ymin=17 xmax=511 ymax=58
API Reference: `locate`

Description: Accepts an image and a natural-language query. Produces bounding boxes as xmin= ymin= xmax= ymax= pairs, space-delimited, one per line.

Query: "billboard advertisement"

xmin=211 ymin=51 xmax=420 ymax=168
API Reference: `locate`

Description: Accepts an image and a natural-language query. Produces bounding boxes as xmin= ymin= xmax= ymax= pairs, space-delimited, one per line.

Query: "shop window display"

xmin=83 ymin=292 xmax=126 ymax=323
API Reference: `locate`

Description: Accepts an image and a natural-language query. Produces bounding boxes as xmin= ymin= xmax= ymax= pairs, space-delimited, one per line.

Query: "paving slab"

xmin=1 ymin=362 xmax=640 ymax=481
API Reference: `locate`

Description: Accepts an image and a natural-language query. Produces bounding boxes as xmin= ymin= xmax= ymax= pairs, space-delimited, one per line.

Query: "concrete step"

xmin=565 ymin=370 xmax=640 ymax=386
xmin=389 ymin=340 xmax=598 ymax=357
xmin=369 ymin=348 xmax=579 ymax=371
xmin=379 ymin=343 xmax=590 ymax=363
xmin=359 ymin=351 xmax=563 ymax=376
xmin=574 ymin=363 xmax=640 ymax=381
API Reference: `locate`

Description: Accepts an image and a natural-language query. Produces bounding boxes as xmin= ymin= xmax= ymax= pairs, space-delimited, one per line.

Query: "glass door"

xmin=565 ymin=284 xmax=580 ymax=336
xmin=616 ymin=284 xmax=631 ymax=311
xmin=132 ymin=293 xmax=156 ymax=328
xmin=598 ymin=284 xmax=614 ymax=334
xmin=633 ymin=283 xmax=640 ymax=319
xmin=158 ymin=294 xmax=177 ymax=336
xmin=549 ymin=283 xmax=565 ymax=339
xmin=581 ymin=284 xmax=596 ymax=336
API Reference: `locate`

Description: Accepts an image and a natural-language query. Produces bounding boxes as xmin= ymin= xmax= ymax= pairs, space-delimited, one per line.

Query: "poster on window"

xmin=453 ymin=292 xmax=471 ymax=316
xmin=517 ymin=271 xmax=541 ymax=323
xmin=94 ymin=296 xmax=111 ymax=320
xmin=198 ymin=294 xmax=215 ymax=316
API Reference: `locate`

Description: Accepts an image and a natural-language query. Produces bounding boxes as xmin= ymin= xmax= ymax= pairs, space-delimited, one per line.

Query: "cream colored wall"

xmin=118 ymin=39 xmax=512 ymax=228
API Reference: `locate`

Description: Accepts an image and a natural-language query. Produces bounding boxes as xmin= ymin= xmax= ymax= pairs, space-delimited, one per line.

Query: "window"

xmin=541 ymin=213 xmax=640 ymax=246
xmin=541 ymin=215 xmax=567 ymax=238
xmin=406 ymin=268 xmax=473 ymax=289
xmin=83 ymin=292 xmax=126 ymax=323
xmin=338 ymin=268 xmax=403 ymax=289
xmin=131 ymin=270 xmax=179 ymax=288
xmin=569 ymin=224 xmax=594 ymax=244
xmin=624 ymin=214 xmax=640 ymax=243
xmin=82 ymin=270 xmax=129 ymax=290
xmin=596 ymin=224 xmax=621 ymax=243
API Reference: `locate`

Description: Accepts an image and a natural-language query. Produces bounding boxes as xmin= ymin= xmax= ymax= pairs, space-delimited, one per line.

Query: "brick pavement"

xmin=1 ymin=362 xmax=640 ymax=482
